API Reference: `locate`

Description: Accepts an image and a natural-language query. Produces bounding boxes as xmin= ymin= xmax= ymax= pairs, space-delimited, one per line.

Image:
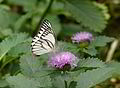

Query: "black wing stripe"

xmin=31 ymin=19 xmax=55 ymax=55
xmin=40 ymin=37 xmax=54 ymax=49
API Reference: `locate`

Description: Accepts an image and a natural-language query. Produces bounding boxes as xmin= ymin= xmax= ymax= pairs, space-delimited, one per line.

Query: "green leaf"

xmin=93 ymin=2 xmax=110 ymax=20
xmin=83 ymin=47 xmax=97 ymax=56
xmin=106 ymin=61 xmax=120 ymax=75
xmin=0 ymin=4 xmax=10 ymax=11
xmin=8 ymin=39 xmax=32 ymax=58
xmin=32 ymin=73 xmax=52 ymax=87
xmin=69 ymin=81 xmax=77 ymax=88
xmin=0 ymin=33 xmax=29 ymax=61
xmin=0 ymin=8 xmax=19 ymax=28
xmin=20 ymin=53 xmax=51 ymax=75
xmin=20 ymin=53 xmax=52 ymax=87
xmin=7 ymin=0 xmax=37 ymax=11
xmin=83 ymin=36 xmax=114 ymax=56
xmin=6 ymin=73 xmax=40 ymax=88
xmin=75 ymin=67 xmax=114 ymax=88
xmin=51 ymin=1 xmax=65 ymax=14
xmin=20 ymin=53 xmax=41 ymax=76
xmin=0 ymin=79 xmax=8 ymax=87
xmin=90 ymin=36 xmax=114 ymax=47
xmin=45 ymin=14 xmax=62 ymax=36
xmin=62 ymin=24 xmax=90 ymax=36
xmin=0 ymin=28 xmax=13 ymax=38
xmin=57 ymin=41 xmax=79 ymax=54
xmin=13 ymin=12 xmax=34 ymax=32
xmin=64 ymin=0 xmax=106 ymax=32
xmin=51 ymin=75 xmax=65 ymax=88
xmin=78 ymin=57 xmax=105 ymax=68
xmin=0 ymin=0 xmax=3 ymax=3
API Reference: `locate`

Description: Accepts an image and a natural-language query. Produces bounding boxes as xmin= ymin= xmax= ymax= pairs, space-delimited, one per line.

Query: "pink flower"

xmin=48 ymin=52 xmax=78 ymax=70
xmin=71 ymin=32 xmax=93 ymax=43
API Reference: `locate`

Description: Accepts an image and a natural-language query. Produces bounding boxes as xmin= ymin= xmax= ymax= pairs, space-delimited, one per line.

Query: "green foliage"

xmin=68 ymin=81 xmax=77 ymax=88
xmin=75 ymin=67 xmax=114 ymax=88
xmin=83 ymin=47 xmax=98 ymax=56
xmin=64 ymin=0 xmax=106 ymax=32
xmin=5 ymin=53 xmax=52 ymax=88
xmin=0 ymin=33 xmax=29 ymax=61
xmin=83 ymin=36 xmax=114 ymax=56
xmin=90 ymin=36 xmax=114 ymax=47
xmin=57 ymin=41 xmax=79 ymax=54
xmin=78 ymin=57 xmax=105 ymax=68
xmin=62 ymin=24 xmax=84 ymax=36
xmin=32 ymin=73 xmax=52 ymax=87
xmin=20 ymin=53 xmax=52 ymax=87
xmin=7 ymin=0 xmax=37 ymax=11
xmin=0 ymin=8 xmax=19 ymax=29
xmin=0 ymin=79 xmax=8 ymax=87
xmin=51 ymin=75 xmax=65 ymax=88
xmin=45 ymin=14 xmax=62 ymax=35
xmin=0 ymin=28 xmax=13 ymax=38
xmin=8 ymin=41 xmax=31 ymax=58
xmin=0 ymin=0 xmax=119 ymax=88
xmin=106 ymin=61 xmax=120 ymax=75
xmin=6 ymin=73 xmax=41 ymax=88
xmin=13 ymin=12 xmax=34 ymax=32
xmin=93 ymin=2 xmax=110 ymax=20
xmin=20 ymin=53 xmax=41 ymax=76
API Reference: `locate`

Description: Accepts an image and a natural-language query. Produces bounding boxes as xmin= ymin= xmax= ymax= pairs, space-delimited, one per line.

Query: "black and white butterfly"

xmin=31 ymin=19 xmax=56 ymax=55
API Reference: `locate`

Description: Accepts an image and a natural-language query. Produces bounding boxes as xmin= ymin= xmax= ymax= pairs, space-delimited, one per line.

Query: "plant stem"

xmin=106 ymin=39 xmax=119 ymax=62
xmin=40 ymin=0 xmax=54 ymax=23
xmin=38 ymin=0 xmax=54 ymax=29
xmin=32 ymin=0 xmax=54 ymax=37
xmin=65 ymin=80 xmax=68 ymax=88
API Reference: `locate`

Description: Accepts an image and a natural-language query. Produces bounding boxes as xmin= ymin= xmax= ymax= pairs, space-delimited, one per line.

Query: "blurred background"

xmin=0 ymin=0 xmax=120 ymax=88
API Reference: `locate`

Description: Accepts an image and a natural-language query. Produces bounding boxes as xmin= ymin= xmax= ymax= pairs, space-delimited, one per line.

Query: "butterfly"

xmin=31 ymin=19 xmax=56 ymax=55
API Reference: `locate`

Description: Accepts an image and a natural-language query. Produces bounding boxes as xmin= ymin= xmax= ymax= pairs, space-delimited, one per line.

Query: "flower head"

xmin=71 ymin=32 xmax=93 ymax=43
xmin=48 ymin=52 xmax=78 ymax=70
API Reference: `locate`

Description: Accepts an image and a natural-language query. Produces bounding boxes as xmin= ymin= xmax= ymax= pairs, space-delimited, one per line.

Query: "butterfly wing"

xmin=31 ymin=19 xmax=55 ymax=55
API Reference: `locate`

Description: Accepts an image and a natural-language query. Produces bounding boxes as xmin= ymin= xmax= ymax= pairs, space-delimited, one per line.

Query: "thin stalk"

xmin=106 ymin=39 xmax=119 ymax=62
xmin=33 ymin=0 xmax=54 ymax=37
xmin=39 ymin=0 xmax=54 ymax=24
xmin=65 ymin=80 xmax=68 ymax=88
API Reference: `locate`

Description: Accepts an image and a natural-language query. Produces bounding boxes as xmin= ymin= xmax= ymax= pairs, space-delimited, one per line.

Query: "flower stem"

xmin=65 ymin=80 xmax=68 ymax=88
xmin=106 ymin=39 xmax=119 ymax=62
xmin=32 ymin=0 xmax=54 ymax=37
xmin=36 ymin=0 xmax=54 ymax=30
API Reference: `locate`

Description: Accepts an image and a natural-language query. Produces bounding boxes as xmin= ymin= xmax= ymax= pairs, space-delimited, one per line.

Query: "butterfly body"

xmin=31 ymin=19 xmax=55 ymax=55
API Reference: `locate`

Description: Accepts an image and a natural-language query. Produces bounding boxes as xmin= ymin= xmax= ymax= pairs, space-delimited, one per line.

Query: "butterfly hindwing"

xmin=31 ymin=19 xmax=55 ymax=55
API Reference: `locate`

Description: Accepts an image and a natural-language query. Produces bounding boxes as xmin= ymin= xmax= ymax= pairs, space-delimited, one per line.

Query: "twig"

xmin=106 ymin=39 xmax=119 ymax=62
xmin=32 ymin=0 xmax=54 ymax=37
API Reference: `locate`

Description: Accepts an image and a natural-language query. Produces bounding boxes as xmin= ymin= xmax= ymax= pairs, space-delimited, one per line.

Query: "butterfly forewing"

xmin=31 ymin=19 xmax=55 ymax=55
